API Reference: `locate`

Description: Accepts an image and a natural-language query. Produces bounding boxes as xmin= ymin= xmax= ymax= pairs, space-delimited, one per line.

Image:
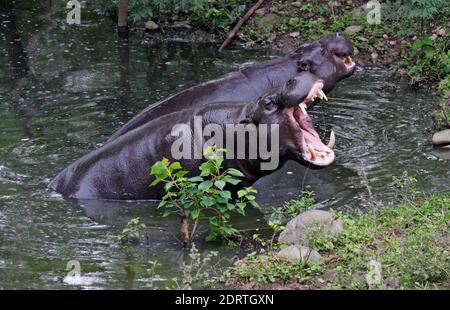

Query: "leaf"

xmin=226 ymin=203 xmax=235 ymax=211
xmin=214 ymin=180 xmax=226 ymax=190
xmin=198 ymin=180 xmax=213 ymax=191
xmin=175 ymin=170 xmax=188 ymax=178
xmin=150 ymin=177 xmax=161 ymax=187
xmin=169 ymin=162 xmax=182 ymax=171
xmin=219 ymin=190 xmax=232 ymax=200
xmin=201 ymin=196 xmax=215 ymax=207
xmin=249 ymin=200 xmax=260 ymax=209
xmin=237 ymin=189 xmax=247 ymax=198
xmin=150 ymin=161 xmax=168 ymax=179
xmin=223 ymin=176 xmax=241 ymax=185
xmin=164 ymin=181 xmax=174 ymax=192
xmin=189 ymin=176 xmax=204 ymax=183
xmin=226 ymin=168 xmax=244 ymax=177
xmin=199 ymin=161 xmax=214 ymax=176
xmin=162 ymin=209 xmax=173 ymax=217
xmin=190 ymin=209 xmax=200 ymax=219
xmin=157 ymin=200 xmax=167 ymax=208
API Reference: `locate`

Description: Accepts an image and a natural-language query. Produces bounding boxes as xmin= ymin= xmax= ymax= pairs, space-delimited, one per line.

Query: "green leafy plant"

xmin=390 ymin=171 xmax=420 ymax=203
xmin=150 ymin=147 xmax=259 ymax=245
xmin=169 ymin=244 xmax=221 ymax=289
xmin=120 ymin=217 xmax=147 ymax=243
xmin=146 ymin=260 xmax=162 ymax=288
xmin=400 ymin=36 xmax=450 ymax=87
xmin=398 ymin=0 xmax=448 ymax=20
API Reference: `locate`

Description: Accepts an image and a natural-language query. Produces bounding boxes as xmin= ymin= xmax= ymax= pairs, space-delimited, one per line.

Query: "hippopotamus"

xmin=106 ymin=33 xmax=355 ymax=142
xmin=49 ymin=72 xmax=336 ymax=200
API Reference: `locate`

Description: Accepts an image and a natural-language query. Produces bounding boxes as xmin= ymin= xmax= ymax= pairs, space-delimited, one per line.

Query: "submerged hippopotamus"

xmin=107 ymin=33 xmax=355 ymax=142
xmin=50 ymin=72 xmax=336 ymax=200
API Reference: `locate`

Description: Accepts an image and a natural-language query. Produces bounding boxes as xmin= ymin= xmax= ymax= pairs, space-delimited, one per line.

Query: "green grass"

xmin=220 ymin=191 xmax=450 ymax=289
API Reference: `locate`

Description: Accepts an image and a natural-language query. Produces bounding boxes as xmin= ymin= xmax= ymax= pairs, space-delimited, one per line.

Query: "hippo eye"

xmin=286 ymin=79 xmax=295 ymax=88
xmin=297 ymin=61 xmax=310 ymax=72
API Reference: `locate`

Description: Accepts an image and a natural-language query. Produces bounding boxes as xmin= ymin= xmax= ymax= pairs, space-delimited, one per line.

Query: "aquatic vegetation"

xmin=120 ymin=217 xmax=148 ymax=243
xmin=150 ymin=147 xmax=259 ymax=245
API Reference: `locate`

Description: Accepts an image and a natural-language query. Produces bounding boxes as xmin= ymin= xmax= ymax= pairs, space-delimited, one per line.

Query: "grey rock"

xmin=277 ymin=245 xmax=321 ymax=263
xmin=330 ymin=219 xmax=345 ymax=235
xmin=436 ymin=27 xmax=446 ymax=36
xmin=432 ymin=129 xmax=450 ymax=146
xmin=279 ymin=210 xmax=344 ymax=246
xmin=145 ymin=20 xmax=159 ymax=31
xmin=169 ymin=21 xmax=191 ymax=29
xmin=344 ymin=25 xmax=363 ymax=34
xmin=432 ymin=146 xmax=450 ymax=160
xmin=291 ymin=1 xmax=302 ymax=8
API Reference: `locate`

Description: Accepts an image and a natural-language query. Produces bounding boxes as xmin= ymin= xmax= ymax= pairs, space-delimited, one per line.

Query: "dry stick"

xmin=218 ymin=0 xmax=265 ymax=52
xmin=180 ymin=216 xmax=190 ymax=245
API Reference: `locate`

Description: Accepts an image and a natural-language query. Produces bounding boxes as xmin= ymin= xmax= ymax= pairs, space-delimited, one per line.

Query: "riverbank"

xmin=214 ymin=189 xmax=449 ymax=290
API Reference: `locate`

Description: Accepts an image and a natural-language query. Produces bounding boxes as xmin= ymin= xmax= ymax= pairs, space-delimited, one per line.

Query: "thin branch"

xmin=218 ymin=0 xmax=265 ymax=52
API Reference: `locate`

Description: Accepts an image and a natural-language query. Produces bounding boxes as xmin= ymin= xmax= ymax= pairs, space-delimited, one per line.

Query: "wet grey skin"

xmin=106 ymin=32 xmax=356 ymax=143
xmin=49 ymin=72 xmax=335 ymax=200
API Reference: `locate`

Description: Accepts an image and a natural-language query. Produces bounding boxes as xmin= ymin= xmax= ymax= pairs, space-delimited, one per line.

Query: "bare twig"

xmin=218 ymin=0 xmax=265 ymax=52
xmin=190 ymin=217 xmax=200 ymax=241
xmin=180 ymin=216 xmax=190 ymax=246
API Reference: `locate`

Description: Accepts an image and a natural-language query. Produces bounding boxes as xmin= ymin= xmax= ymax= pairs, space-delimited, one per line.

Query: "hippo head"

xmin=293 ymin=32 xmax=356 ymax=93
xmin=252 ymin=72 xmax=335 ymax=168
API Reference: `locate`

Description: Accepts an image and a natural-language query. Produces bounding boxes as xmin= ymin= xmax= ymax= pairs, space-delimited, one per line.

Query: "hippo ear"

xmin=297 ymin=60 xmax=310 ymax=72
xmin=240 ymin=116 xmax=254 ymax=125
xmin=261 ymin=93 xmax=280 ymax=116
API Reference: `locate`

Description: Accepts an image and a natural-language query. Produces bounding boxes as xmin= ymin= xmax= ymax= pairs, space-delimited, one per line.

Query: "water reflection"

xmin=0 ymin=0 xmax=448 ymax=289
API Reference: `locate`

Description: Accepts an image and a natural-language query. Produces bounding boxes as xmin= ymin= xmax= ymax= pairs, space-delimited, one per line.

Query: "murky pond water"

xmin=1 ymin=1 xmax=449 ymax=289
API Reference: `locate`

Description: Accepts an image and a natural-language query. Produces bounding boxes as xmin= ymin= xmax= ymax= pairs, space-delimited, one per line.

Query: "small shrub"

xmin=150 ymin=147 xmax=259 ymax=245
xmin=400 ymin=36 xmax=450 ymax=88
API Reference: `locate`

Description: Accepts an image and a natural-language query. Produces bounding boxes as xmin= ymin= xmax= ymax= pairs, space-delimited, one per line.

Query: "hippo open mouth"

xmin=284 ymin=80 xmax=335 ymax=167
xmin=335 ymin=55 xmax=356 ymax=72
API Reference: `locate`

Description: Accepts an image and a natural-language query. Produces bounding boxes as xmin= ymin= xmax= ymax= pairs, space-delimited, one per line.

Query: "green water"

xmin=0 ymin=0 xmax=448 ymax=289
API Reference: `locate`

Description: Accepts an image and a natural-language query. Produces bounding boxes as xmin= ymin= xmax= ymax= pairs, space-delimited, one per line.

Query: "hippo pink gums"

xmin=49 ymin=72 xmax=336 ymax=200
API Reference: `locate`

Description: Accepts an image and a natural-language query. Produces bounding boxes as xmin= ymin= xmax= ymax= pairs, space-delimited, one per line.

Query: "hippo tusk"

xmin=307 ymin=144 xmax=317 ymax=161
xmin=319 ymin=90 xmax=328 ymax=101
xmin=327 ymin=130 xmax=336 ymax=149
xmin=299 ymin=102 xmax=307 ymax=115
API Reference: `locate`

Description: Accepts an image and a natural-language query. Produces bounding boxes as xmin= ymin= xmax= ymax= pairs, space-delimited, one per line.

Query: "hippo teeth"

xmin=307 ymin=144 xmax=317 ymax=161
xmin=345 ymin=56 xmax=353 ymax=65
xmin=319 ymin=90 xmax=328 ymax=101
xmin=298 ymin=102 xmax=308 ymax=115
xmin=327 ymin=130 xmax=336 ymax=149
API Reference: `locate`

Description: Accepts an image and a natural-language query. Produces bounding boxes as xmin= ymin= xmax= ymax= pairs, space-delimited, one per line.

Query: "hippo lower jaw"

xmin=290 ymin=107 xmax=335 ymax=167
